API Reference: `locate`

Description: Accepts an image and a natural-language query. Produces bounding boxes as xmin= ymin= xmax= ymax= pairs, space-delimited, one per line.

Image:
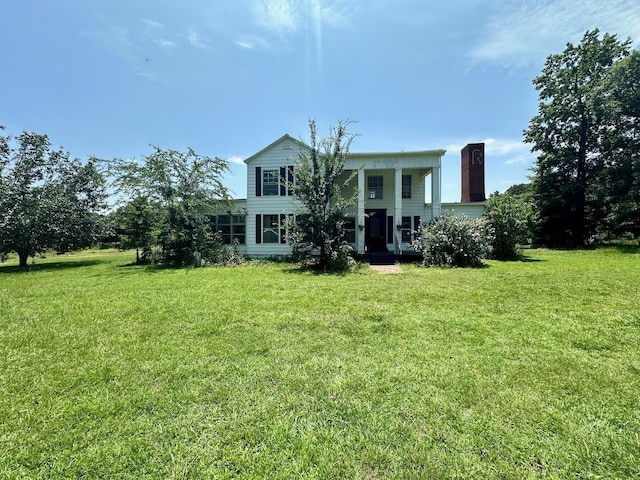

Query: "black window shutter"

xmin=255 ymin=215 xmax=262 ymax=244
xmin=413 ymin=216 xmax=421 ymax=230
xmin=255 ymin=167 xmax=262 ymax=196
xmin=387 ymin=216 xmax=394 ymax=243
xmin=279 ymin=167 xmax=286 ymax=196
xmin=280 ymin=214 xmax=287 ymax=243
xmin=287 ymin=166 xmax=294 ymax=195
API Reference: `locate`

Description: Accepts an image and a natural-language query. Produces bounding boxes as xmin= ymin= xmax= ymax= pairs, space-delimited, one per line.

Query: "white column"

xmin=394 ymin=168 xmax=403 ymax=252
xmin=431 ymin=166 xmax=441 ymax=218
xmin=357 ymin=168 xmax=365 ymax=254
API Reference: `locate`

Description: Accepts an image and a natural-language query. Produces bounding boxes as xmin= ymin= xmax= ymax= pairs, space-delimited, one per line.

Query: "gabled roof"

xmin=243 ymin=133 xmax=446 ymax=164
xmin=243 ymin=134 xmax=309 ymax=164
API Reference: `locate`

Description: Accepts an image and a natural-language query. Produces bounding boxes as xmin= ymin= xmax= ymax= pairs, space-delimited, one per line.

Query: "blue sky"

xmin=2 ymin=0 xmax=639 ymax=202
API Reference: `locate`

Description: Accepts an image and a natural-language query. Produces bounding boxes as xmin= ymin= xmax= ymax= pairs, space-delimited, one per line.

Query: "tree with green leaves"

xmin=524 ymin=30 xmax=632 ymax=247
xmin=287 ymin=120 xmax=358 ymax=271
xmin=483 ymin=191 xmax=534 ymax=260
xmin=0 ymin=129 xmax=106 ymax=268
xmin=109 ymin=146 xmax=230 ymax=267
xmin=597 ymin=50 xmax=640 ymax=240
xmin=113 ymin=196 xmax=160 ymax=264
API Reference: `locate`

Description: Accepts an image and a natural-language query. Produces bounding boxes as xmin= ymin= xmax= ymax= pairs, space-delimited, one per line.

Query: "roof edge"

xmin=244 ymin=134 xmax=309 ymax=164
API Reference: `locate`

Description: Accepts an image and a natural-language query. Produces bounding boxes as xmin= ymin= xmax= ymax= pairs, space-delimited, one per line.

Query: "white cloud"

xmin=92 ymin=24 xmax=140 ymax=59
xmin=470 ymin=0 xmax=640 ymax=67
xmin=153 ymin=38 xmax=176 ymax=51
xmin=251 ymin=0 xmax=352 ymax=35
xmin=228 ymin=155 xmax=246 ymax=165
xmin=142 ymin=18 xmax=165 ymax=29
xmin=236 ymin=40 xmax=254 ymax=49
xmin=254 ymin=0 xmax=300 ymax=33
xmin=446 ymin=138 xmax=534 ymax=166
xmin=187 ymin=30 xmax=208 ymax=49
xmin=235 ymin=36 xmax=271 ymax=50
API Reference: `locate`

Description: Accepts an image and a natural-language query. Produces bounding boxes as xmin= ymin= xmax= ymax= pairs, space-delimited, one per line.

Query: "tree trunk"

xmin=575 ymin=113 xmax=589 ymax=247
xmin=18 ymin=251 xmax=29 ymax=269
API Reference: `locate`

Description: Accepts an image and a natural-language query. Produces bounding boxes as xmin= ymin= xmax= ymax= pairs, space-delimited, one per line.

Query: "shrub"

xmin=483 ymin=192 xmax=533 ymax=260
xmin=411 ymin=212 xmax=493 ymax=267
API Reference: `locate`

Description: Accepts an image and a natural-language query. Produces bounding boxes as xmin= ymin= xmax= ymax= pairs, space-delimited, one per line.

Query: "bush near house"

xmin=483 ymin=191 xmax=534 ymax=260
xmin=411 ymin=211 xmax=493 ymax=267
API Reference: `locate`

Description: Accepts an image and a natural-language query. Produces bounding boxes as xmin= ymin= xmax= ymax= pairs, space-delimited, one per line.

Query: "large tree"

xmin=109 ymin=146 xmax=230 ymax=266
xmin=288 ymin=120 xmax=358 ymax=271
xmin=0 ymin=129 xmax=106 ymax=268
xmin=524 ymin=30 xmax=632 ymax=247
xmin=598 ymin=50 xmax=640 ymax=239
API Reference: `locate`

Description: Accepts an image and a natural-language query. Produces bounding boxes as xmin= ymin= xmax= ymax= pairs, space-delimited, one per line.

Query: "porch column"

xmin=357 ymin=168 xmax=365 ymax=254
xmin=394 ymin=168 xmax=403 ymax=252
xmin=431 ymin=166 xmax=441 ymax=218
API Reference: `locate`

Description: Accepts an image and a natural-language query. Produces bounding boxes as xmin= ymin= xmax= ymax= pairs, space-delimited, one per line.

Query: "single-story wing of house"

xmin=214 ymin=134 xmax=487 ymax=258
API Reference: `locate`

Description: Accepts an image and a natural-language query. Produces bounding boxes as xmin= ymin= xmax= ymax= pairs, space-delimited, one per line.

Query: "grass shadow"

xmin=116 ymin=262 xmax=198 ymax=274
xmin=282 ymin=265 xmax=350 ymax=277
xmin=613 ymin=244 xmax=640 ymax=254
xmin=0 ymin=259 xmax=102 ymax=274
xmin=508 ymin=254 xmax=545 ymax=263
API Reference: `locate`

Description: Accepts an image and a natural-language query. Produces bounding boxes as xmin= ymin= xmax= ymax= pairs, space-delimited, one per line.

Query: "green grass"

xmin=1 ymin=248 xmax=639 ymax=479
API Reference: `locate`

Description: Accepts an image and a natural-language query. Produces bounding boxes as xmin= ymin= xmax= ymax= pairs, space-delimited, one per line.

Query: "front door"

xmin=365 ymin=209 xmax=387 ymax=252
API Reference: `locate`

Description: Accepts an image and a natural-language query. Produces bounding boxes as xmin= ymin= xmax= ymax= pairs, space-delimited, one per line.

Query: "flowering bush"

xmin=411 ymin=211 xmax=494 ymax=267
xmin=483 ymin=192 xmax=533 ymax=260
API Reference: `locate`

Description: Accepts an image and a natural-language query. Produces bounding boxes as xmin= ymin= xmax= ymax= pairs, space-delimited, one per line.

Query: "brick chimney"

xmin=461 ymin=143 xmax=485 ymax=202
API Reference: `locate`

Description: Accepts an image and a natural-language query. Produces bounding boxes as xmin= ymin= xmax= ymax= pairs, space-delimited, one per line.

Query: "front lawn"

xmin=1 ymin=249 xmax=639 ymax=478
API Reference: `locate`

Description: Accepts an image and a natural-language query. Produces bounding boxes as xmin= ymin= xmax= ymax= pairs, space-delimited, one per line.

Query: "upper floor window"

xmin=255 ymin=166 xmax=295 ymax=197
xmin=368 ymin=175 xmax=383 ymax=199
xmin=262 ymin=169 xmax=279 ymax=196
xmin=402 ymin=174 xmax=412 ymax=199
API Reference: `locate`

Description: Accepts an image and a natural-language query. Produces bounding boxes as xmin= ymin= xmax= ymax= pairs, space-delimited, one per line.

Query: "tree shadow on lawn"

xmin=0 ymin=259 xmax=102 ymax=274
xmin=504 ymin=254 xmax=545 ymax=263
xmin=282 ymin=266 xmax=351 ymax=277
xmin=116 ymin=262 xmax=195 ymax=274
xmin=613 ymin=244 xmax=640 ymax=254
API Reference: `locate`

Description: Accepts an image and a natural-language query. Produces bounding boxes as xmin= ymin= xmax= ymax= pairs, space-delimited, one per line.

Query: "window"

xmin=263 ymin=169 xmax=279 ymax=196
xmin=368 ymin=175 xmax=383 ymax=199
xmin=213 ymin=214 xmax=246 ymax=244
xmin=262 ymin=214 xmax=280 ymax=243
xmin=255 ymin=166 xmax=295 ymax=196
xmin=401 ymin=216 xmax=412 ymax=243
xmin=402 ymin=174 xmax=412 ymax=199
xmin=343 ymin=217 xmax=356 ymax=244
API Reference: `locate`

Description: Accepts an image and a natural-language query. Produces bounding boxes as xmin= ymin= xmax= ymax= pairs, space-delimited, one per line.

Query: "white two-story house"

xmin=216 ymin=134 xmax=486 ymax=257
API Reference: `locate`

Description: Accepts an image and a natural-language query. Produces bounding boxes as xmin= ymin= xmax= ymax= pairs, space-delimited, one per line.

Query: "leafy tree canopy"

xmin=288 ymin=120 xmax=358 ymax=271
xmin=483 ymin=192 xmax=534 ymax=260
xmin=524 ymin=29 xmax=635 ymax=247
xmin=108 ymin=146 xmax=230 ymax=266
xmin=0 ymin=129 xmax=106 ymax=268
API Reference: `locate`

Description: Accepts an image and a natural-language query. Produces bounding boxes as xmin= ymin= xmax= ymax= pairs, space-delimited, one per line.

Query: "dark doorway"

xmin=365 ymin=209 xmax=387 ymax=252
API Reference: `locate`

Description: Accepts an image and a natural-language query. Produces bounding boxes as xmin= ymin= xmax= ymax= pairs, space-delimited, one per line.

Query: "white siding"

xmin=442 ymin=202 xmax=486 ymax=219
xmin=245 ymin=138 xmax=304 ymax=257
xmin=243 ymin=136 xmax=448 ymax=257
